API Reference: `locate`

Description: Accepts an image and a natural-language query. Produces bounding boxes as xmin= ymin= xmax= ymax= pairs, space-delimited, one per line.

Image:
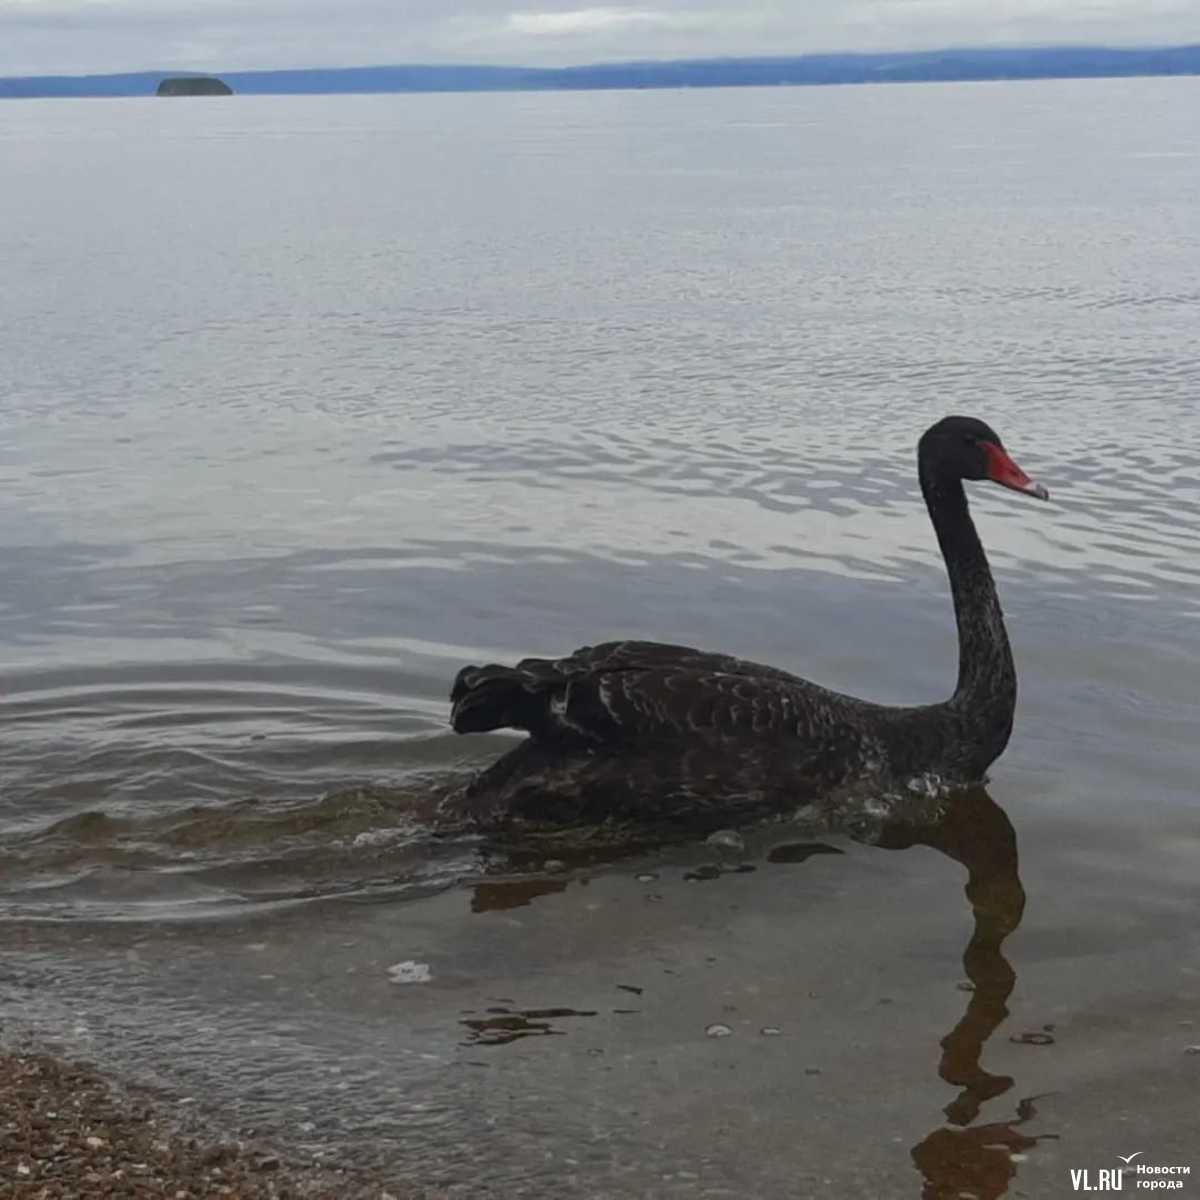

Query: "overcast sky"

xmin=2 ymin=0 xmax=1196 ymax=78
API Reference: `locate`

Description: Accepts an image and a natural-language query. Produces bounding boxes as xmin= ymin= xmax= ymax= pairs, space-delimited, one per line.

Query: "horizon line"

xmin=5 ymin=40 xmax=1200 ymax=83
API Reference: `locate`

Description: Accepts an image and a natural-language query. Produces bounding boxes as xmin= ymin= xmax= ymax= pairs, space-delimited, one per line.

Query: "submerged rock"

xmin=705 ymin=829 xmax=746 ymax=854
xmin=157 ymin=76 xmax=233 ymax=97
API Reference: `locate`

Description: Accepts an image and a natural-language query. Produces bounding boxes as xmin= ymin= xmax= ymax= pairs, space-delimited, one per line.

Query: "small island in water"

xmin=156 ymin=76 xmax=233 ymax=97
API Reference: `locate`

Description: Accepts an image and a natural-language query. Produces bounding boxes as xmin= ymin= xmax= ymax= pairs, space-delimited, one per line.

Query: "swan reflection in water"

xmin=462 ymin=784 xmax=1056 ymax=1197
xmin=874 ymin=786 xmax=1058 ymax=1199
xmin=463 ymin=782 xmax=1056 ymax=1195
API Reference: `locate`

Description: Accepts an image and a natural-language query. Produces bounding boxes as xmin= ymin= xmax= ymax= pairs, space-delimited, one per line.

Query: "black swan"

xmin=449 ymin=416 xmax=1048 ymax=826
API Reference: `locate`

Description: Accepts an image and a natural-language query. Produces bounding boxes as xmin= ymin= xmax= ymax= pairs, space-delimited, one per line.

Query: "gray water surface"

xmin=1 ymin=79 xmax=1199 ymax=1197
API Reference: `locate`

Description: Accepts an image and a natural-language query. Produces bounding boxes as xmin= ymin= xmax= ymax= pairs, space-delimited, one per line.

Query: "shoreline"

xmin=0 ymin=1050 xmax=398 ymax=1199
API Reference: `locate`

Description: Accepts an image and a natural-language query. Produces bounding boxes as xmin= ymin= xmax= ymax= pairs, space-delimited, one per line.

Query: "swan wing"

xmin=451 ymin=639 xmax=855 ymax=745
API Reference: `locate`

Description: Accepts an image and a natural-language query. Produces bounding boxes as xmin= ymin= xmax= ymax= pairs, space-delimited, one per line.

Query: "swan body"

xmin=449 ymin=417 xmax=1047 ymax=825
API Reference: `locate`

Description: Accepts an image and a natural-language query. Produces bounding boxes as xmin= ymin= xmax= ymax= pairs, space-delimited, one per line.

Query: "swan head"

xmin=920 ymin=416 xmax=1049 ymax=501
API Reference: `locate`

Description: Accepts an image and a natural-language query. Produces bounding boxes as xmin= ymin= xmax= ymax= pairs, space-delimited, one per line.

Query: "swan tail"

xmin=450 ymin=662 xmax=558 ymax=735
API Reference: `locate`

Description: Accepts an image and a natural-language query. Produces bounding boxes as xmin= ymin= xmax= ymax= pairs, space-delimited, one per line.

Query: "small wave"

xmin=0 ymin=763 xmax=974 ymax=923
xmin=0 ymin=777 xmax=479 ymax=922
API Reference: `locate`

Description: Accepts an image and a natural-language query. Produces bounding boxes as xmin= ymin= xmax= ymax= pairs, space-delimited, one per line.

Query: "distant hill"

xmin=3 ymin=45 xmax=1199 ymax=100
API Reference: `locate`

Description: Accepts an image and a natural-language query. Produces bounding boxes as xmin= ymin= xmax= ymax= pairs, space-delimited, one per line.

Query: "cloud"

xmin=507 ymin=8 xmax=681 ymax=36
xmin=0 ymin=0 xmax=1196 ymax=77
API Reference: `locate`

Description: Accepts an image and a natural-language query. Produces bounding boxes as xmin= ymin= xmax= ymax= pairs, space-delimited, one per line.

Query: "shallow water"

xmin=1 ymin=79 xmax=1199 ymax=1196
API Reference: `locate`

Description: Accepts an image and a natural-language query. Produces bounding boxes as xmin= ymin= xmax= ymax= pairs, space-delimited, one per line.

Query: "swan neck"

xmin=921 ymin=468 xmax=1016 ymax=764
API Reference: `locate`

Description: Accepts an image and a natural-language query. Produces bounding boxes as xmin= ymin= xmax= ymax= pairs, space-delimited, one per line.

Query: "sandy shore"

xmin=0 ymin=1052 xmax=398 ymax=1199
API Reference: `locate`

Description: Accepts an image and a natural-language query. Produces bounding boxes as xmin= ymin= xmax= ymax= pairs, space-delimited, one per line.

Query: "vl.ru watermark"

xmin=1071 ymin=1156 xmax=1192 ymax=1191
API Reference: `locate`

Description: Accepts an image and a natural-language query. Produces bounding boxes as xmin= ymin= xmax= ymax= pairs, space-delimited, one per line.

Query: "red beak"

xmin=982 ymin=442 xmax=1049 ymax=500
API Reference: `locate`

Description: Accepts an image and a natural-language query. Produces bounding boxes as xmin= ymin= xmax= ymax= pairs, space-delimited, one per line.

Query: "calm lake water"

xmin=1 ymin=78 xmax=1198 ymax=1198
